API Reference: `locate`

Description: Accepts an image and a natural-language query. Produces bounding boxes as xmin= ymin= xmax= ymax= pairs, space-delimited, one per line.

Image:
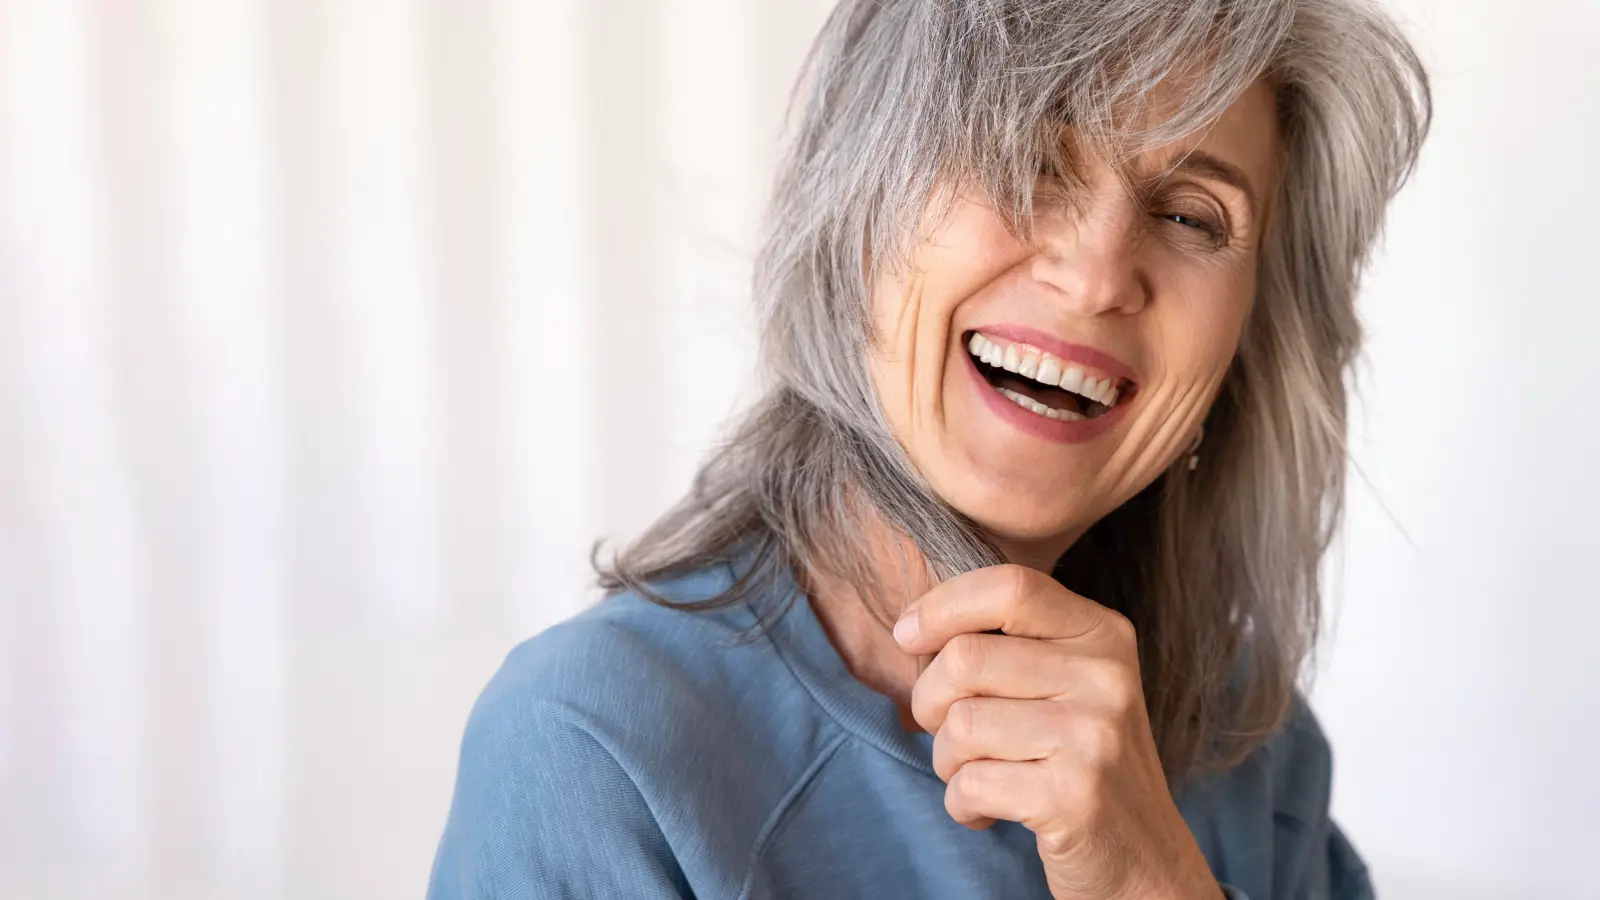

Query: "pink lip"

xmin=970 ymin=323 xmax=1140 ymax=386
xmin=960 ymin=327 xmax=1137 ymax=445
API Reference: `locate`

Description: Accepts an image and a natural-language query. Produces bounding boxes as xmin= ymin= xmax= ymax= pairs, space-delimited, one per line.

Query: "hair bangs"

xmin=880 ymin=0 xmax=1297 ymax=243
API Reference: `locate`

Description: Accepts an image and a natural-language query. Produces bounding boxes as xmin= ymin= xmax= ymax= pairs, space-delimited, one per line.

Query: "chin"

xmin=977 ymin=509 xmax=1083 ymax=547
xmin=931 ymin=472 xmax=1087 ymax=554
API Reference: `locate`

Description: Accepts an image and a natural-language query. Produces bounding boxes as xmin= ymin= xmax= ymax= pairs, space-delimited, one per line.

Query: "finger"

xmin=943 ymin=758 xmax=1050 ymax=832
xmin=937 ymin=699 xmax=1145 ymax=785
xmin=910 ymin=633 xmax=1130 ymax=733
xmin=930 ymin=697 xmax=1067 ymax=782
xmin=893 ymin=564 xmax=1127 ymax=654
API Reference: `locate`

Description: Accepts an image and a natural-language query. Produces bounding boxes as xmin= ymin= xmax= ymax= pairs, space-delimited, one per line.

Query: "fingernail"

xmin=893 ymin=609 xmax=920 ymax=645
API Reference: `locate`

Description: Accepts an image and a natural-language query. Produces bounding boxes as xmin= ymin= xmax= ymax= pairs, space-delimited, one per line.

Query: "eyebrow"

xmin=1152 ymin=150 xmax=1261 ymax=218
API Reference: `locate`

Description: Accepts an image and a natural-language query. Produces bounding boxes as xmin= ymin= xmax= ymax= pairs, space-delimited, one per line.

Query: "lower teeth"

xmin=996 ymin=387 xmax=1088 ymax=422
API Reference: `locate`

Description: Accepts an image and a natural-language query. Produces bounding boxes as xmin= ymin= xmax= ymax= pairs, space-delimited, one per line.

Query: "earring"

xmin=1186 ymin=425 xmax=1204 ymax=471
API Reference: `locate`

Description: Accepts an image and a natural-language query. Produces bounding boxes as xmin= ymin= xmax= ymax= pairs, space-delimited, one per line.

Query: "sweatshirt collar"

xmin=747 ymin=558 xmax=937 ymax=775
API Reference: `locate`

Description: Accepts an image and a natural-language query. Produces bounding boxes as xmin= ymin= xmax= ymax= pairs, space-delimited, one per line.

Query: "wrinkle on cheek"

xmin=1101 ymin=379 xmax=1206 ymax=501
xmin=882 ymin=273 xmax=944 ymax=436
xmin=1107 ymin=341 xmax=1236 ymax=504
xmin=1114 ymin=289 xmax=1245 ymax=480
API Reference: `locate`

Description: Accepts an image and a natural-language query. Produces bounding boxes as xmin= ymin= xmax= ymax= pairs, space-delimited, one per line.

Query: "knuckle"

xmin=944 ymin=776 xmax=973 ymax=820
xmin=944 ymin=773 xmax=972 ymax=818
xmin=950 ymin=761 xmax=992 ymax=799
xmin=1103 ymin=678 xmax=1138 ymax=716
xmin=1079 ymin=717 xmax=1124 ymax=766
xmin=1099 ymin=609 xmax=1138 ymax=647
xmin=1090 ymin=658 xmax=1140 ymax=712
xmin=943 ymin=633 xmax=990 ymax=684
xmin=945 ymin=697 xmax=982 ymax=743
xmin=930 ymin=734 xmax=958 ymax=783
xmin=997 ymin=564 xmax=1038 ymax=607
xmin=1040 ymin=701 xmax=1075 ymax=745
xmin=909 ymin=678 xmax=942 ymax=730
xmin=943 ymin=699 xmax=971 ymax=743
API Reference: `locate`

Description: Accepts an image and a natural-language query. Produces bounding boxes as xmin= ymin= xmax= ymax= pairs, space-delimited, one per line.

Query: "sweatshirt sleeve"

xmin=1306 ymin=817 xmax=1375 ymax=900
xmin=427 ymin=689 xmax=691 ymax=900
xmin=1278 ymin=696 xmax=1376 ymax=900
xmin=1218 ymin=817 xmax=1372 ymax=900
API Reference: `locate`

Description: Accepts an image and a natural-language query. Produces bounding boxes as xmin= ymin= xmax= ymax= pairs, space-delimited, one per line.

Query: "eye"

xmin=1165 ymin=213 xmax=1213 ymax=231
xmin=1152 ymin=197 xmax=1231 ymax=250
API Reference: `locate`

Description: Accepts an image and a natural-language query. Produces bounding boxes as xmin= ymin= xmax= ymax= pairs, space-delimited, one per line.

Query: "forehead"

xmin=1185 ymin=80 xmax=1279 ymax=171
xmin=1134 ymin=79 xmax=1282 ymax=194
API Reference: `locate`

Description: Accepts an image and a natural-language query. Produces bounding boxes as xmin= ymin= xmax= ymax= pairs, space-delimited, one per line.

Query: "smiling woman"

xmin=870 ymin=81 xmax=1283 ymax=576
xmin=429 ymin=1 xmax=1429 ymax=899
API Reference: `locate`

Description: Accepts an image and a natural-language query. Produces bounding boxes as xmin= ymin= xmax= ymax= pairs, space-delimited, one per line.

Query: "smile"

xmin=965 ymin=331 xmax=1134 ymax=422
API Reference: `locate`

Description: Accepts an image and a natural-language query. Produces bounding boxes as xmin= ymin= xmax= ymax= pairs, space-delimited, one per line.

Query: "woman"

xmin=430 ymin=0 xmax=1428 ymax=897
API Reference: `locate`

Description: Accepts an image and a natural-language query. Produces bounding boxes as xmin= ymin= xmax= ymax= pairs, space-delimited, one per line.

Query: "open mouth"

xmin=965 ymin=330 xmax=1133 ymax=422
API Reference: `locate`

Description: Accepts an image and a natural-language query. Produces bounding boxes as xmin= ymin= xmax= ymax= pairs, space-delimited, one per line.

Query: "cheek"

xmin=1175 ymin=302 xmax=1249 ymax=382
xmin=866 ymin=199 xmax=1030 ymax=430
xmin=1147 ymin=268 xmax=1256 ymax=415
xmin=864 ymin=271 xmax=940 ymax=436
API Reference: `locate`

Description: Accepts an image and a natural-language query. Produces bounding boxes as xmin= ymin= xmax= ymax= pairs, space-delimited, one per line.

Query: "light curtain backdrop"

xmin=1 ymin=1 xmax=1595 ymax=898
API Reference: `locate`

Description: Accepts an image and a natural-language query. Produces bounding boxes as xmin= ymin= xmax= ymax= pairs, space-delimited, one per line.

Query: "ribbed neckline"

xmin=746 ymin=559 xmax=937 ymax=775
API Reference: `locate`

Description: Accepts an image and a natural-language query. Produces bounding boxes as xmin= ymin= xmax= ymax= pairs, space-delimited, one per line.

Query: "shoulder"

xmin=433 ymin=565 xmax=845 ymax=896
xmin=1178 ymin=692 xmax=1372 ymax=899
xmin=480 ymin=567 xmax=823 ymax=760
xmin=1257 ymin=691 xmax=1336 ymax=824
xmin=1180 ymin=690 xmax=1339 ymax=832
xmin=485 ymin=568 xmax=750 ymax=723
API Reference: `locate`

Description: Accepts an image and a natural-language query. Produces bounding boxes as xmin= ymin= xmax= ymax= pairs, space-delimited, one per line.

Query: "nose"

xmin=1028 ymin=200 xmax=1148 ymax=317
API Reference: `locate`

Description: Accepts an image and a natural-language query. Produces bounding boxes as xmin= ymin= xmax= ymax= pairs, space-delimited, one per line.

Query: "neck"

xmin=802 ymin=515 xmax=1081 ymax=727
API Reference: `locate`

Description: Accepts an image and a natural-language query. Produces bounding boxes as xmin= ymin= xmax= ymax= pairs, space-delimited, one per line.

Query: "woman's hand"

xmin=893 ymin=564 xmax=1222 ymax=900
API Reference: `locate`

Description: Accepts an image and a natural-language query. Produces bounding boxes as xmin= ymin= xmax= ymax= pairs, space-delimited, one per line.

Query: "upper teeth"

xmin=968 ymin=332 xmax=1123 ymax=407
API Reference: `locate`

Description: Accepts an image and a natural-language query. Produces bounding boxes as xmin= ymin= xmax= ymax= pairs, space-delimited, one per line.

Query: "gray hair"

xmin=598 ymin=0 xmax=1429 ymax=783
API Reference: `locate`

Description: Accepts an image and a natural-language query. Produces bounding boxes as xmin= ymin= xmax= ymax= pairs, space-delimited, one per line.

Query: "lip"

xmin=969 ymin=323 xmax=1140 ymax=386
xmin=960 ymin=325 xmax=1137 ymax=445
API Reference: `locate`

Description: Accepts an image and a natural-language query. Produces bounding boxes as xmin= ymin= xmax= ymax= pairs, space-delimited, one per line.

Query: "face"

xmin=867 ymin=80 xmax=1282 ymax=569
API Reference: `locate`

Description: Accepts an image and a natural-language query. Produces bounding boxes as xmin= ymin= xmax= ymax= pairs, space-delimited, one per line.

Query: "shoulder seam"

xmin=520 ymin=698 xmax=688 ymax=854
xmin=735 ymin=731 xmax=850 ymax=900
xmin=456 ymin=695 xmax=693 ymax=894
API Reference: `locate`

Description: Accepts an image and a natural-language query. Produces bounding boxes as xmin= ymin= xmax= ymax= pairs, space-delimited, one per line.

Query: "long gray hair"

xmin=599 ymin=0 xmax=1430 ymax=783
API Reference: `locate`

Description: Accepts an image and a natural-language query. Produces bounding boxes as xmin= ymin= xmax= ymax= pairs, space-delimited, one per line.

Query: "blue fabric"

xmin=429 ymin=562 xmax=1373 ymax=899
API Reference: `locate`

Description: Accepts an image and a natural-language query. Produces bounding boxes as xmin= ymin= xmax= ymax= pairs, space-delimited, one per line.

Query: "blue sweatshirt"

xmin=428 ymin=561 xmax=1372 ymax=899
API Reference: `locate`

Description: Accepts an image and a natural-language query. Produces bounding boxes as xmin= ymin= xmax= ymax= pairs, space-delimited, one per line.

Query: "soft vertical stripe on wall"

xmin=657 ymin=0 xmax=765 ymax=500
xmin=156 ymin=0 xmax=287 ymax=889
xmin=323 ymin=0 xmax=444 ymax=628
xmin=494 ymin=0 xmax=596 ymax=631
xmin=1 ymin=0 xmax=148 ymax=882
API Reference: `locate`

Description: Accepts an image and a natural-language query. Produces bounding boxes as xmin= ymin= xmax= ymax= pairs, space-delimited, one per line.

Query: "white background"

xmin=0 ymin=1 xmax=1595 ymax=898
